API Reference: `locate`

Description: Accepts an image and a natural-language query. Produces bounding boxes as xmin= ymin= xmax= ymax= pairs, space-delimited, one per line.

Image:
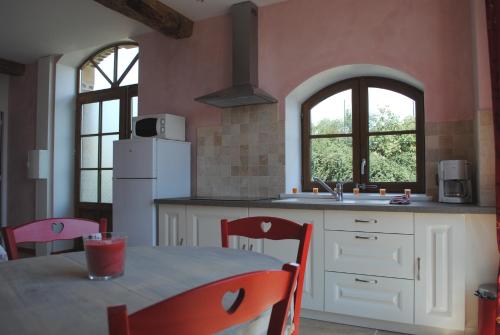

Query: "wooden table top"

xmin=0 ymin=246 xmax=284 ymax=335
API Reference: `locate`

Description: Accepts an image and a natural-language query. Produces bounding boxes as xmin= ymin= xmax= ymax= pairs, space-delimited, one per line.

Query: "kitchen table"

xmin=0 ymin=246 xmax=285 ymax=335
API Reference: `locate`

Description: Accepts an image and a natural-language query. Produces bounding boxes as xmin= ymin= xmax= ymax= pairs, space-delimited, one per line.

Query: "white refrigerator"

xmin=113 ymin=138 xmax=190 ymax=246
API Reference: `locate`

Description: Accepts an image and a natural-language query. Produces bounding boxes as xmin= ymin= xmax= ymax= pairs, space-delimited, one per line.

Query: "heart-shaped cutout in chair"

xmin=260 ymin=221 xmax=272 ymax=233
xmin=221 ymin=288 xmax=245 ymax=314
xmin=51 ymin=222 xmax=65 ymax=234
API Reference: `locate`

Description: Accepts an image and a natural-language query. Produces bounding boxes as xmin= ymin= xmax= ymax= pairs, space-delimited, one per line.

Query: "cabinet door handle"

xmin=355 ymin=278 xmax=378 ymax=284
xmin=354 ymin=219 xmax=378 ymax=224
xmin=417 ymin=257 xmax=421 ymax=280
xmin=249 ymin=244 xmax=253 ymax=251
xmin=355 ymin=235 xmax=378 ymax=240
xmin=178 ymin=238 xmax=184 ymax=246
xmin=242 ymin=244 xmax=246 ymax=250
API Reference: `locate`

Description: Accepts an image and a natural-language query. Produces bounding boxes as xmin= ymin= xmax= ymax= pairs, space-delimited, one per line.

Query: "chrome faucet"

xmin=313 ymin=177 xmax=344 ymax=201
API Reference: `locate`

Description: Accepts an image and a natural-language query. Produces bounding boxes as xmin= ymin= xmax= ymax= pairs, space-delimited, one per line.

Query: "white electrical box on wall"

xmin=27 ymin=149 xmax=48 ymax=179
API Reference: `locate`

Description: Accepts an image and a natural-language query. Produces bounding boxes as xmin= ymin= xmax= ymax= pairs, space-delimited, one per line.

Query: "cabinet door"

xmin=157 ymin=205 xmax=187 ymax=246
xmin=415 ymin=214 xmax=465 ymax=331
xmin=186 ymin=206 xmax=248 ymax=247
xmin=248 ymin=208 xmax=324 ymax=311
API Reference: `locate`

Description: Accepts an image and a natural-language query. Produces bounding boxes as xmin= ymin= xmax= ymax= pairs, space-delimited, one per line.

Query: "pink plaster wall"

xmin=7 ymin=63 xmax=37 ymax=227
xmin=135 ymin=16 xmax=232 ymax=192
xmin=259 ymin=0 xmax=474 ymax=122
xmin=138 ymin=0 xmax=476 ymax=125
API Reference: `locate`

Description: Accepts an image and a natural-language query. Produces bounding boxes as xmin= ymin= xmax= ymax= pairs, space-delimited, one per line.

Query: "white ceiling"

xmin=0 ymin=0 xmax=286 ymax=65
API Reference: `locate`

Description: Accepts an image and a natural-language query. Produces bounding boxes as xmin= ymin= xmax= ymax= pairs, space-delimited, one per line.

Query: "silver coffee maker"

xmin=438 ymin=160 xmax=472 ymax=203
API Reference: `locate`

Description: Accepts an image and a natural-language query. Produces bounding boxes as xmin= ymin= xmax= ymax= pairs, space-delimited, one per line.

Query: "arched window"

xmin=301 ymin=77 xmax=424 ymax=193
xmin=76 ymin=42 xmax=139 ymax=226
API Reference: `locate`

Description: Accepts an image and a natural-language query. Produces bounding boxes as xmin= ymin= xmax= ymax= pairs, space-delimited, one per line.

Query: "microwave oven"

xmin=132 ymin=113 xmax=185 ymax=141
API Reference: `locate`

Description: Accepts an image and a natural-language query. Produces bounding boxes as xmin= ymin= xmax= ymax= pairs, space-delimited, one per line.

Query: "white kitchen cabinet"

xmin=248 ymin=208 xmax=324 ymax=311
xmin=157 ymin=205 xmax=187 ymax=246
xmin=186 ymin=206 xmax=249 ymax=247
xmin=415 ymin=213 xmax=466 ymax=331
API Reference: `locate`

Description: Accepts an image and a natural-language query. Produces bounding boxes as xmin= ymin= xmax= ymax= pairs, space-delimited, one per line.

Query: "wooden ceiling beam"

xmin=94 ymin=0 xmax=193 ymax=39
xmin=0 ymin=58 xmax=26 ymax=76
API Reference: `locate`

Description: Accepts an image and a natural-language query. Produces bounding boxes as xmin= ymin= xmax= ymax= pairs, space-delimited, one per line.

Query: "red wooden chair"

xmin=1 ymin=217 xmax=107 ymax=260
xmin=107 ymin=263 xmax=299 ymax=335
xmin=221 ymin=216 xmax=313 ymax=334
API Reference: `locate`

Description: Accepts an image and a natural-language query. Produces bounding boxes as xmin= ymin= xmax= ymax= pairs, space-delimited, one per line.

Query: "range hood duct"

xmin=195 ymin=1 xmax=277 ymax=108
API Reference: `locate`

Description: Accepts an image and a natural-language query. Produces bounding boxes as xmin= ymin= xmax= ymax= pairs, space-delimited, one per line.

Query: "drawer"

xmin=325 ymin=210 xmax=413 ymax=234
xmin=325 ymin=231 xmax=414 ymax=279
xmin=325 ymin=272 xmax=414 ymax=324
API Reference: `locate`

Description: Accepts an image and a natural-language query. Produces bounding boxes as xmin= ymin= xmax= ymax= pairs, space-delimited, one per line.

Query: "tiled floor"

xmin=299 ymin=318 xmax=408 ymax=335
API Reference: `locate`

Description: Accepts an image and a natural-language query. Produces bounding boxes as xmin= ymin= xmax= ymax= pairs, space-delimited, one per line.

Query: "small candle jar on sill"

xmin=404 ymin=189 xmax=411 ymax=198
xmin=312 ymin=187 xmax=319 ymax=194
xmin=353 ymin=188 xmax=360 ymax=196
xmin=292 ymin=187 xmax=298 ymax=194
xmin=379 ymin=188 xmax=387 ymax=196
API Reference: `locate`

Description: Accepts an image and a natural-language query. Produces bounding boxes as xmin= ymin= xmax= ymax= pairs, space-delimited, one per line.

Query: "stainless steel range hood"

xmin=195 ymin=1 xmax=277 ymax=108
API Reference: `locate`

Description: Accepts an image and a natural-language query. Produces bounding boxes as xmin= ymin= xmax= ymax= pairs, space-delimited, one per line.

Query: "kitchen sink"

xmin=271 ymin=198 xmax=392 ymax=205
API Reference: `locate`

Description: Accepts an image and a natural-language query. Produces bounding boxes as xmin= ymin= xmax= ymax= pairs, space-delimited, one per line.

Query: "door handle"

xmin=361 ymin=158 xmax=367 ymax=176
xmin=249 ymin=244 xmax=253 ymax=251
xmin=417 ymin=257 xmax=421 ymax=280
xmin=355 ymin=278 xmax=378 ymax=284
xmin=178 ymin=238 xmax=184 ymax=246
xmin=242 ymin=244 xmax=246 ymax=250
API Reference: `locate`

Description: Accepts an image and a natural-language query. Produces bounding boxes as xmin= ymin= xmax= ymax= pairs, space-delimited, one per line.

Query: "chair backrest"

xmin=221 ymin=216 xmax=312 ymax=334
xmin=1 ymin=217 xmax=107 ymax=260
xmin=107 ymin=263 xmax=299 ymax=335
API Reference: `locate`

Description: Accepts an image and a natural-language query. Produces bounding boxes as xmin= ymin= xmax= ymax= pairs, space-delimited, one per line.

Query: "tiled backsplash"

xmin=198 ymin=107 xmax=487 ymax=202
xmin=425 ymin=120 xmax=475 ymax=200
xmin=197 ymin=104 xmax=285 ymax=198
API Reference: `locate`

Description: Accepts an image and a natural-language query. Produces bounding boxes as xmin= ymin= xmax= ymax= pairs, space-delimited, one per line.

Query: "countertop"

xmin=155 ymin=197 xmax=496 ymax=214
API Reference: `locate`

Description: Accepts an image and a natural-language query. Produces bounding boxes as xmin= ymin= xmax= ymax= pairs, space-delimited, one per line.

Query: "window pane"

xmin=101 ymin=170 xmax=113 ymax=203
xmin=102 ymin=99 xmax=120 ymax=133
xmin=81 ymin=103 xmax=99 ymax=135
xmin=80 ymin=170 xmax=98 ymax=202
xmin=368 ymin=88 xmax=416 ymax=132
xmin=369 ymin=134 xmax=416 ymax=182
xmin=311 ymin=137 xmax=353 ymax=182
xmin=101 ymin=135 xmax=119 ymax=168
xmin=119 ymin=60 xmax=138 ymax=86
xmin=93 ymin=47 xmax=115 ymax=83
xmin=310 ymin=89 xmax=352 ymax=135
xmin=79 ymin=61 xmax=111 ymax=92
xmin=131 ymin=96 xmax=138 ymax=118
xmin=117 ymin=45 xmax=139 ymax=80
xmin=81 ymin=136 xmax=98 ymax=168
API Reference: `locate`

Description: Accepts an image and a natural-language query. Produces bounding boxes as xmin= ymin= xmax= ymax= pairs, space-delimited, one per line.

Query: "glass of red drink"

xmin=83 ymin=233 xmax=127 ymax=280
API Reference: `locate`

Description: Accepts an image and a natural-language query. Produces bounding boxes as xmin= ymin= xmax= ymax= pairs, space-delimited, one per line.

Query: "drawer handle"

xmin=354 ymin=219 xmax=378 ymax=224
xmin=355 ymin=278 xmax=378 ymax=284
xmin=355 ymin=235 xmax=378 ymax=240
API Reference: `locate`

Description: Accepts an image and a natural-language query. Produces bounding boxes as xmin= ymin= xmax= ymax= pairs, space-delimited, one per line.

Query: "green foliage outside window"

xmin=311 ymin=107 xmax=416 ymax=183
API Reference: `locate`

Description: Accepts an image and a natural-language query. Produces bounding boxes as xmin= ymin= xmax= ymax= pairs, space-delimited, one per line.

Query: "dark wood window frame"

xmin=75 ymin=42 xmax=139 ymax=228
xmin=301 ymin=77 xmax=425 ymax=193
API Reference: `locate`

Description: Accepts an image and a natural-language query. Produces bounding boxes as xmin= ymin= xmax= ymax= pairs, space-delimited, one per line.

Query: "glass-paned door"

xmin=79 ymin=99 xmax=119 ymax=203
xmin=76 ymin=86 xmax=137 ymax=230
